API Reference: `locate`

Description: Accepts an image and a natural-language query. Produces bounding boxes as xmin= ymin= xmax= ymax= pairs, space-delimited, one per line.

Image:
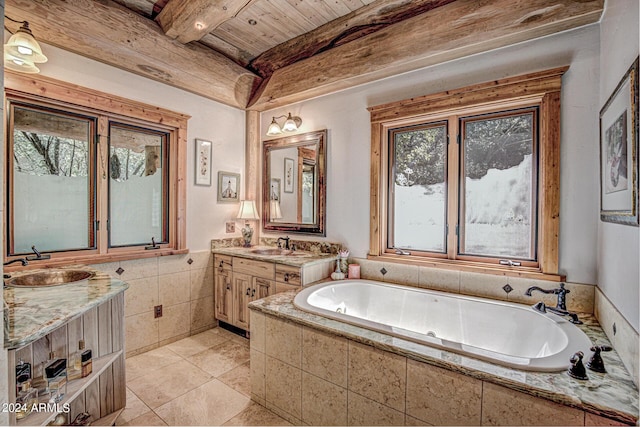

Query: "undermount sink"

xmin=250 ymin=248 xmax=312 ymax=257
xmin=4 ymin=269 xmax=96 ymax=288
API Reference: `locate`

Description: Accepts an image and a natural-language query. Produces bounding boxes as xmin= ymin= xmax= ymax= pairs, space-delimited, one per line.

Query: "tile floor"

xmin=116 ymin=327 xmax=291 ymax=426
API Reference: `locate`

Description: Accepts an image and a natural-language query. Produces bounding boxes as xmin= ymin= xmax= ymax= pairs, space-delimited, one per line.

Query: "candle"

xmin=348 ymin=264 xmax=360 ymax=279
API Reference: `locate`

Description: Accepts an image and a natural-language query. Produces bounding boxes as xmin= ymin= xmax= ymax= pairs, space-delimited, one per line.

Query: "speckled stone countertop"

xmin=212 ymin=246 xmax=337 ymax=267
xmin=250 ymin=290 xmax=639 ymax=425
xmin=3 ymin=267 xmax=129 ymax=349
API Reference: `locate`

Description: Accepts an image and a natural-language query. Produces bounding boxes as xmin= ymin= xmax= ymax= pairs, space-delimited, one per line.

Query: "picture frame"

xmin=599 ymin=57 xmax=639 ymax=226
xmin=194 ymin=139 xmax=212 ymax=186
xmin=284 ymin=157 xmax=294 ymax=193
xmin=217 ymin=171 xmax=240 ymax=203
xmin=270 ymin=178 xmax=281 ymax=201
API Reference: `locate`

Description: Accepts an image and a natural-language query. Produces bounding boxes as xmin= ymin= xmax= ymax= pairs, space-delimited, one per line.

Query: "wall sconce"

xmin=237 ymin=200 xmax=260 ymax=247
xmin=4 ymin=18 xmax=48 ymax=74
xmin=266 ymin=112 xmax=302 ymax=136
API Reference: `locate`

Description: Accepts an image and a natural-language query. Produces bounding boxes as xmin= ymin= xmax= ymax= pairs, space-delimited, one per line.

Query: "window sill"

xmin=367 ymin=254 xmax=566 ymax=282
xmin=3 ymin=248 xmax=189 ymax=272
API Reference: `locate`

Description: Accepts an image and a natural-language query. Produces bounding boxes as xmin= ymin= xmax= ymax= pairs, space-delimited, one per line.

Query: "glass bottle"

xmin=68 ymin=340 xmax=85 ymax=380
xmin=15 ymin=380 xmax=38 ymax=420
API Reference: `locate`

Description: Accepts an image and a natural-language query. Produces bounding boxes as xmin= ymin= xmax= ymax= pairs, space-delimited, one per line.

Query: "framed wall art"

xmin=284 ymin=157 xmax=294 ymax=193
xmin=599 ymin=57 xmax=639 ymax=226
xmin=195 ymin=139 xmax=212 ymax=186
xmin=217 ymin=171 xmax=240 ymax=203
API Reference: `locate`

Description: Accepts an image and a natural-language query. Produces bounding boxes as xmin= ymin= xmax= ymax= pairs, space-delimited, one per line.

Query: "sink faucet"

xmin=26 ymin=245 xmax=51 ymax=261
xmin=525 ymin=283 xmax=582 ymax=324
xmin=3 ymin=258 xmax=28 ymax=266
xmin=277 ymin=236 xmax=290 ymax=250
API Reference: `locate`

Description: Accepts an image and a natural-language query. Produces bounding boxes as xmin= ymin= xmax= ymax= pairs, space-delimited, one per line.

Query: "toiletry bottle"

xmin=31 ymin=351 xmax=55 ymax=396
xmin=15 ymin=359 xmax=31 ymax=394
xmin=15 ymin=380 xmax=38 ymax=420
xmin=45 ymin=358 xmax=67 ymax=403
xmin=81 ymin=348 xmax=92 ymax=378
xmin=67 ymin=340 xmax=85 ymax=380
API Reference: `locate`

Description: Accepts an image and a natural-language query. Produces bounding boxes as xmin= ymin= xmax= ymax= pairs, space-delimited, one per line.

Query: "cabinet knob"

xmin=284 ymin=273 xmax=289 ymax=282
xmin=251 ymin=289 xmax=256 ymax=297
xmin=246 ymin=287 xmax=251 ymax=296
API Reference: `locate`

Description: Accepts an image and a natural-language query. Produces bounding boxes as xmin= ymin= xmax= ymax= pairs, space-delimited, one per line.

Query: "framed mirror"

xmin=263 ymin=129 xmax=326 ymax=235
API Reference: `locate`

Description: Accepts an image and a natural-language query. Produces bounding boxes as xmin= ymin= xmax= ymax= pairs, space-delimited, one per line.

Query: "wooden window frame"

xmin=4 ymin=71 xmax=189 ymax=269
xmin=368 ymin=67 xmax=567 ymax=281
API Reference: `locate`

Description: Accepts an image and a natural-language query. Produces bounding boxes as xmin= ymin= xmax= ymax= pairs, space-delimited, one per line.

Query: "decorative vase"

xmin=339 ymin=250 xmax=350 ymax=274
xmin=331 ymin=259 xmax=345 ymax=280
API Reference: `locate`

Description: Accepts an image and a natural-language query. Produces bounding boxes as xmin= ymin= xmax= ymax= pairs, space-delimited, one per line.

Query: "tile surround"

xmin=92 ymin=251 xmax=214 ymax=356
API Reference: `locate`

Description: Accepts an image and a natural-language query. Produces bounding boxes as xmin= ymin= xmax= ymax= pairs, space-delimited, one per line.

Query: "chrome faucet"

xmin=3 ymin=258 xmax=28 ymax=266
xmin=525 ymin=283 xmax=582 ymax=324
xmin=277 ymin=236 xmax=290 ymax=250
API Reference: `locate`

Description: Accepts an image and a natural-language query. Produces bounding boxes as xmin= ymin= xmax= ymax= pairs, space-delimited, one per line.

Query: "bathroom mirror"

xmin=263 ymin=129 xmax=326 ymax=235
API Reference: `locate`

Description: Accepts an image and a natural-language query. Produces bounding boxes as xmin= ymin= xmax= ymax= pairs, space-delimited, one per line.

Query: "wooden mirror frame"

xmin=262 ymin=129 xmax=327 ymax=236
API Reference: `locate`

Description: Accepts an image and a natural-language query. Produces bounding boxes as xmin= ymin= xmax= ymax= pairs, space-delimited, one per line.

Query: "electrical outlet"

xmin=154 ymin=305 xmax=163 ymax=318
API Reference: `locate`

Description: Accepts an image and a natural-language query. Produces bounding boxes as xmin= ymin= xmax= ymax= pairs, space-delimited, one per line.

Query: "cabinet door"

xmin=252 ymin=277 xmax=274 ymax=301
xmin=233 ymin=272 xmax=252 ymax=330
xmin=214 ymin=268 xmax=233 ymax=323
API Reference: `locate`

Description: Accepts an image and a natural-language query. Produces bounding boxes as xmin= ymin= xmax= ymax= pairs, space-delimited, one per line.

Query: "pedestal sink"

xmin=4 ymin=269 xmax=95 ymax=287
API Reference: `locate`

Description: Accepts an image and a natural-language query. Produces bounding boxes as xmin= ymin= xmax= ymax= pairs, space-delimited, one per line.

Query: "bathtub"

xmin=293 ymin=280 xmax=593 ymax=372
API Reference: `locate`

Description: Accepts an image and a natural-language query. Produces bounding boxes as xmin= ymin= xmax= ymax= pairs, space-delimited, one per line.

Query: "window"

xmin=5 ymin=71 xmax=189 ymax=266
xmin=369 ymin=68 xmax=566 ymax=278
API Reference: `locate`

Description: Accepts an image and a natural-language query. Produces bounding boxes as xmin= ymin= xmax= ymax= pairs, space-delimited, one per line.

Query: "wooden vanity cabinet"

xmin=213 ymin=254 xmax=332 ymax=332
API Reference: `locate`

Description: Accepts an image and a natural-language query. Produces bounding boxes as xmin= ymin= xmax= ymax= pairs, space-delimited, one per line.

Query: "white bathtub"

xmin=293 ymin=280 xmax=593 ymax=372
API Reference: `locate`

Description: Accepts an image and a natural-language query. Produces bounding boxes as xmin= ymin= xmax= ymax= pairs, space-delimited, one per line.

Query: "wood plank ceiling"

xmin=4 ymin=0 xmax=604 ymax=111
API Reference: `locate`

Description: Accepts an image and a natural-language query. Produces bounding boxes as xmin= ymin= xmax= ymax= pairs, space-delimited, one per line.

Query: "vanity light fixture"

xmin=237 ymin=200 xmax=260 ymax=247
xmin=266 ymin=112 xmax=302 ymax=136
xmin=3 ymin=18 xmax=48 ymax=74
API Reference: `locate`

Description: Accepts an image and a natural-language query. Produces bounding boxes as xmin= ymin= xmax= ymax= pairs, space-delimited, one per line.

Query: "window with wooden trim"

xmin=369 ymin=68 xmax=566 ymax=279
xmin=4 ymin=71 xmax=189 ymax=267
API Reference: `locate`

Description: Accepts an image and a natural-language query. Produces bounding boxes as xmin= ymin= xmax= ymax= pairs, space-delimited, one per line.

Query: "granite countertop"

xmin=250 ymin=290 xmax=639 ymax=425
xmin=212 ymin=246 xmax=337 ymax=267
xmin=3 ymin=267 xmax=129 ymax=349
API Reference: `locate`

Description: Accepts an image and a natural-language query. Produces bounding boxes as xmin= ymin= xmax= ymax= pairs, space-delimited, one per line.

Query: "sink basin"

xmin=4 ymin=269 xmax=95 ymax=287
xmin=249 ymin=248 xmax=312 ymax=257
xmin=250 ymin=248 xmax=291 ymax=256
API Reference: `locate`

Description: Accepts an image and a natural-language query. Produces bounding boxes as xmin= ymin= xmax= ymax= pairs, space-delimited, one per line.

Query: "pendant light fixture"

xmin=4 ymin=18 xmax=48 ymax=74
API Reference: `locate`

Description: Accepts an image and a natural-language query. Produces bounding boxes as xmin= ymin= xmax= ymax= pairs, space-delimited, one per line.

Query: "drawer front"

xmin=275 ymin=265 xmax=301 ymax=286
xmin=275 ymin=282 xmax=300 ymax=294
xmin=214 ymin=254 xmax=233 ymax=271
xmin=234 ymin=257 xmax=275 ymax=279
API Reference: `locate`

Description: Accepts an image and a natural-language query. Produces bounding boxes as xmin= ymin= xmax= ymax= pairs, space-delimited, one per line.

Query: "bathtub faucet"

xmin=525 ymin=283 xmax=582 ymax=324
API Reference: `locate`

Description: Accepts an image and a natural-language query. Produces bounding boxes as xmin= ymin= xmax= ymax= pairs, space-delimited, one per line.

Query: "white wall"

xmin=597 ymin=0 xmax=640 ymax=332
xmin=262 ymin=24 xmax=601 ymax=286
xmin=30 ymin=42 xmax=247 ymax=252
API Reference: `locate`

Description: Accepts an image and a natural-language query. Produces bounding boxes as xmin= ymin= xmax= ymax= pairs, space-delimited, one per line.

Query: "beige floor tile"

xmin=166 ymin=328 xmax=231 ymax=357
xmin=127 ymin=360 xmax=212 ymax=409
xmin=126 ymin=346 xmax=183 ymax=381
xmin=223 ymin=401 xmax=293 ymax=426
xmin=123 ymin=411 xmax=167 ymax=426
xmin=154 ymin=379 xmax=250 ymax=426
xmin=116 ymin=388 xmax=152 ymax=425
xmin=187 ymin=340 xmax=250 ymax=377
xmin=218 ymin=362 xmax=251 ymax=397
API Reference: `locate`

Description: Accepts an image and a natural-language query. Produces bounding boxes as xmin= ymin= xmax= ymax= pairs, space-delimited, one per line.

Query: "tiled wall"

xmin=353 ymin=257 xmax=595 ymax=315
xmin=251 ymin=311 xmax=624 ymax=426
xmin=595 ymin=289 xmax=639 ymax=387
xmin=90 ymin=251 xmax=214 ymax=357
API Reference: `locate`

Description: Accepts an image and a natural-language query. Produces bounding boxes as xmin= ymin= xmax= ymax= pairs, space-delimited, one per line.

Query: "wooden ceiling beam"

xmin=248 ymin=0 xmax=603 ymax=111
xmin=5 ymin=0 xmax=261 ymax=109
xmin=156 ymin=0 xmax=259 ymax=44
xmin=249 ymin=0 xmax=456 ymax=78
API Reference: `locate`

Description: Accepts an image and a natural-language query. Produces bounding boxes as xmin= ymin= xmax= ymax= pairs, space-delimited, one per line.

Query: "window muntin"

xmin=8 ymin=103 xmax=96 ymax=255
xmin=388 ymin=123 xmax=448 ymax=253
xmin=108 ymin=123 xmax=169 ymax=247
xmin=459 ymin=108 xmax=538 ymax=261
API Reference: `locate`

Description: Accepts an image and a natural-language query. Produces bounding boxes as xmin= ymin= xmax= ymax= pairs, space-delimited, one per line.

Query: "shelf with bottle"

xmin=16 ymin=350 xmax=121 ymax=427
